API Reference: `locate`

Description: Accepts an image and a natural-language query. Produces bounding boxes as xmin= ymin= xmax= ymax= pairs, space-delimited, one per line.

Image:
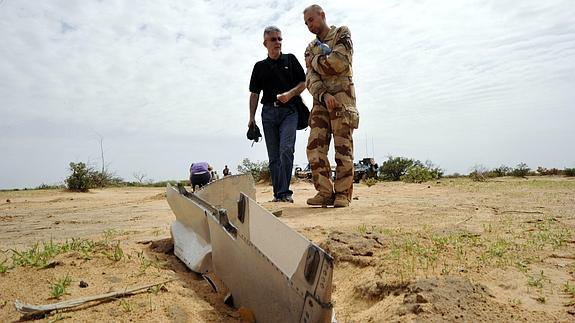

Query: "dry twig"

xmin=15 ymin=278 xmax=176 ymax=317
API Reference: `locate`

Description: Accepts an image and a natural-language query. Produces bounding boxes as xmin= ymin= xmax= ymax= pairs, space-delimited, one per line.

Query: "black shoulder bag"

xmin=294 ymin=95 xmax=310 ymax=130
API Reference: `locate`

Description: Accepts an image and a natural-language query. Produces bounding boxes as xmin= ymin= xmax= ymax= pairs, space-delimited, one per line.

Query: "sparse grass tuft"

xmin=105 ymin=242 xmax=124 ymax=262
xmin=50 ymin=274 xmax=72 ymax=299
xmin=136 ymin=251 xmax=155 ymax=275
xmin=0 ymin=258 xmax=9 ymax=273
xmin=11 ymin=241 xmax=59 ymax=268
xmin=564 ymin=281 xmax=575 ymax=297
xmin=103 ymin=228 xmax=122 ymax=241
xmin=373 ymin=213 xmax=573 ymax=289
xmin=363 ymin=177 xmax=378 ymax=187
xmin=118 ymin=299 xmax=132 ymax=312
xmin=527 ymin=270 xmax=549 ymax=289
xmin=147 ymin=284 xmax=165 ymax=295
xmin=9 ymin=238 xmax=103 ymax=268
xmin=46 ymin=312 xmax=70 ymax=323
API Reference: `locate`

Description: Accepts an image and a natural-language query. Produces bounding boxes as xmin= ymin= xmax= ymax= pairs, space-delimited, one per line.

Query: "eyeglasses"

xmin=269 ymin=37 xmax=282 ymax=42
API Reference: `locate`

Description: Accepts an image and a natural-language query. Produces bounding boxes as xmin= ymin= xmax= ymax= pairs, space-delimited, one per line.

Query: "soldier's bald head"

xmin=303 ymin=4 xmax=324 ymax=15
xmin=303 ymin=4 xmax=328 ymax=36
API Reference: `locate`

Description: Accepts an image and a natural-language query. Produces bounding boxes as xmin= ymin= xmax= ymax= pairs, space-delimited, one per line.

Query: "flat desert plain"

xmin=1 ymin=177 xmax=574 ymax=322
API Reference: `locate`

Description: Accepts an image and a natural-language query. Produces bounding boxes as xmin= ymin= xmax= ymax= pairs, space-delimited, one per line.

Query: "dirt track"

xmin=1 ymin=177 xmax=574 ymax=322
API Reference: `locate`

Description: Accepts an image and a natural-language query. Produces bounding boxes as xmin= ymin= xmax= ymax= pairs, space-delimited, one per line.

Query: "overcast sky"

xmin=1 ymin=0 xmax=574 ymax=189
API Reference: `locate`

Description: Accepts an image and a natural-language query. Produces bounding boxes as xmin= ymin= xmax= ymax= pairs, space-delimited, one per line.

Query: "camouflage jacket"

xmin=305 ymin=25 xmax=355 ymax=109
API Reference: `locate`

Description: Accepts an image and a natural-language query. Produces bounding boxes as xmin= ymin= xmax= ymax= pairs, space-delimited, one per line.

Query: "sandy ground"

xmin=1 ymin=177 xmax=574 ymax=322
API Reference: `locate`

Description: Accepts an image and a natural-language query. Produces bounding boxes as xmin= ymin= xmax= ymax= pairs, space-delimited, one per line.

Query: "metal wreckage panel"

xmin=166 ymin=185 xmax=212 ymax=273
xmin=166 ymin=174 xmax=256 ymax=273
xmin=166 ymin=175 xmax=334 ymax=322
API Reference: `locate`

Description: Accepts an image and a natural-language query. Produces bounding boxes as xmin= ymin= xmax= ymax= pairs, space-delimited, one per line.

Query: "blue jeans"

xmin=261 ymin=103 xmax=298 ymax=199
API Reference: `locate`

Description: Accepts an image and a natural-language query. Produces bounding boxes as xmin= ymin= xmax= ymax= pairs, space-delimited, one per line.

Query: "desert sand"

xmin=1 ymin=177 xmax=574 ymax=322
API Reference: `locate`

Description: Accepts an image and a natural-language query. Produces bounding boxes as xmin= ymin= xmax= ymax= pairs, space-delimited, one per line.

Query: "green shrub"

xmin=65 ymin=162 xmax=93 ymax=192
xmin=36 ymin=183 xmax=66 ymax=190
xmin=536 ymin=167 xmax=561 ymax=176
xmin=237 ymin=158 xmax=270 ymax=182
xmin=379 ymin=156 xmax=415 ymax=181
xmin=90 ymin=171 xmax=123 ymax=188
xmin=65 ymin=162 xmax=124 ymax=191
xmin=511 ymin=163 xmax=530 ymax=177
xmin=424 ymin=160 xmax=444 ymax=179
xmin=491 ymin=165 xmax=511 ymax=177
xmin=401 ymin=165 xmax=435 ymax=183
xmin=469 ymin=164 xmax=488 ymax=181
xmin=564 ymin=168 xmax=575 ymax=177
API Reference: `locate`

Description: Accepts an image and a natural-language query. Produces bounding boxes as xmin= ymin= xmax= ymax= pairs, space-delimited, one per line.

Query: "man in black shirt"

xmin=249 ymin=26 xmax=306 ymax=203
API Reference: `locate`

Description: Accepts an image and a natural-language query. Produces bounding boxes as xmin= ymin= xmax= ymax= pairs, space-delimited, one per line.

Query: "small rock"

xmin=567 ymin=308 xmax=575 ymax=315
xmin=5 ymin=199 xmax=10 ymax=203
xmin=398 ymin=304 xmax=423 ymax=316
xmin=415 ymin=294 xmax=428 ymax=303
xmin=352 ymin=197 xmax=359 ymax=200
xmin=427 ymin=186 xmax=431 ymax=188
xmin=79 ymin=280 xmax=89 ymax=288
xmin=41 ymin=261 xmax=61 ymax=269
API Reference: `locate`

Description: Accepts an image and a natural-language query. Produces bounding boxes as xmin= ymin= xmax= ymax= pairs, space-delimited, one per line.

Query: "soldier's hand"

xmin=277 ymin=92 xmax=291 ymax=103
xmin=323 ymin=93 xmax=340 ymax=111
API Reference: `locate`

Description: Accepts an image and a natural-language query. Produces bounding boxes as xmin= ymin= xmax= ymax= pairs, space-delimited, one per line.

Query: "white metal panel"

xmin=248 ymin=198 xmax=310 ymax=279
xmin=171 ymin=221 xmax=212 ymax=273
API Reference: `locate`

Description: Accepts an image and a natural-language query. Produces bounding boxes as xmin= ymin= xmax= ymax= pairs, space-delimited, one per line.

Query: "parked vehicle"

xmin=294 ymin=164 xmax=336 ymax=180
xmin=295 ymin=158 xmax=378 ymax=183
xmin=353 ymin=158 xmax=378 ymax=183
xmin=294 ymin=164 xmax=313 ymax=180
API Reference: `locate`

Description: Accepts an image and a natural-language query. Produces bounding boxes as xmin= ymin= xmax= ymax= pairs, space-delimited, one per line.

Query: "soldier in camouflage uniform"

xmin=303 ymin=5 xmax=359 ymax=207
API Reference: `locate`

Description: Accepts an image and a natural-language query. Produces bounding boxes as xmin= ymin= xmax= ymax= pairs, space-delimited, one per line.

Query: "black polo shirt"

xmin=249 ymin=53 xmax=305 ymax=105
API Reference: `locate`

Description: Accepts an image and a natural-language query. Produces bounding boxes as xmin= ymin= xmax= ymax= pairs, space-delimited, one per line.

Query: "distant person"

xmin=248 ymin=25 xmax=306 ymax=203
xmin=189 ymin=162 xmax=212 ymax=192
xmin=223 ymin=165 xmax=231 ymax=176
xmin=211 ymin=170 xmax=219 ymax=181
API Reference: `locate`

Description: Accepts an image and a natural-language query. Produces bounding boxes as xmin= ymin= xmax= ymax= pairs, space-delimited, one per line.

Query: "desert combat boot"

xmin=334 ymin=195 xmax=350 ymax=208
xmin=306 ymin=193 xmax=335 ymax=207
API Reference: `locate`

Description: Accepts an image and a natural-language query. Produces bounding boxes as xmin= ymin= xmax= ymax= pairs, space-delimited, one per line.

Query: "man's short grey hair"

xmin=263 ymin=26 xmax=281 ymax=37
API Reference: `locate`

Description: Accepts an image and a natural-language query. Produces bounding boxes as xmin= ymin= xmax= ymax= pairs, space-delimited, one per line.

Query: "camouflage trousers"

xmin=306 ymin=103 xmax=357 ymax=200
